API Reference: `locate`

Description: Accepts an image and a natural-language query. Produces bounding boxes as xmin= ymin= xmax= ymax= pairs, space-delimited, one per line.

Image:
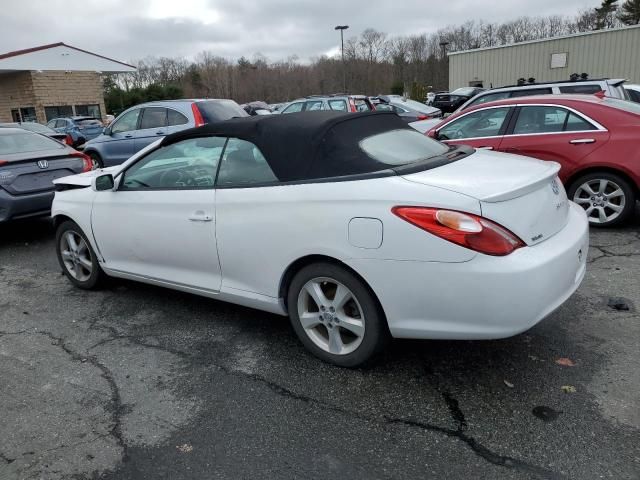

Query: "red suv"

xmin=427 ymin=95 xmax=640 ymax=227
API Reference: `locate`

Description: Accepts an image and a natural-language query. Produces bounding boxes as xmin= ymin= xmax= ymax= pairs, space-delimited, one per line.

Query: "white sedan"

xmin=52 ymin=111 xmax=589 ymax=367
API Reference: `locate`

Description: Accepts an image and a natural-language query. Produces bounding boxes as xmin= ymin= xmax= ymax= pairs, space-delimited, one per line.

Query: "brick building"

xmin=0 ymin=42 xmax=135 ymax=124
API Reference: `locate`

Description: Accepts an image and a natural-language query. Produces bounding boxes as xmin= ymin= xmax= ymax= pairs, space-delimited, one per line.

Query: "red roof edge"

xmin=0 ymin=42 xmax=136 ymax=70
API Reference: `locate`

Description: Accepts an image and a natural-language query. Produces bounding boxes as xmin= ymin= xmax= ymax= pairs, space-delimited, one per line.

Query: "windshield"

xmin=75 ymin=119 xmax=102 ymax=127
xmin=602 ymin=98 xmax=640 ymax=115
xmin=359 ymin=129 xmax=450 ymax=166
xmin=0 ymin=132 xmax=65 ymax=155
xmin=400 ymin=99 xmax=436 ymax=113
xmin=15 ymin=123 xmax=55 ymax=134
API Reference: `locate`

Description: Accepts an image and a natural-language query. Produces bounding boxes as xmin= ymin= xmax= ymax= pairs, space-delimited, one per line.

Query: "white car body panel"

xmin=52 ymin=144 xmax=589 ymax=340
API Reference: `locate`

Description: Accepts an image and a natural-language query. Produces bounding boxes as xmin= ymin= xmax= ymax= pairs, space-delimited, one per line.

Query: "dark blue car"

xmin=46 ymin=116 xmax=104 ymax=148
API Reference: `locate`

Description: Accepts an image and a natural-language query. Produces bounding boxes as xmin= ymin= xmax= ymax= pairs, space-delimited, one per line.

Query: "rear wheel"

xmin=74 ymin=137 xmax=86 ymax=148
xmin=87 ymin=152 xmax=103 ymax=169
xmin=55 ymin=220 xmax=105 ymax=289
xmin=287 ymin=262 xmax=388 ymax=367
xmin=568 ymin=172 xmax=636 ymax=227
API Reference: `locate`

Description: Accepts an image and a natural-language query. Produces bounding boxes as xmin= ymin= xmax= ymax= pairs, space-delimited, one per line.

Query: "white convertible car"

xmin=52 ymin=111 xmax=589 ymax=367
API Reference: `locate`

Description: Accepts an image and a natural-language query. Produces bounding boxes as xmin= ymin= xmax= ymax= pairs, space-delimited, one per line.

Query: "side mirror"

xmin=103 ymin=126 xmax=112 ymax=136
xmin=93 ymin=174 xmax=115 ymax=192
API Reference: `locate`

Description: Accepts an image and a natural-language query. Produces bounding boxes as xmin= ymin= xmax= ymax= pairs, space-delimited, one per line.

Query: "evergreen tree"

xmin=619 ymin=0 xmax=640 ymax=24
xmin=595 ymin=0 xmax=619 ymax=29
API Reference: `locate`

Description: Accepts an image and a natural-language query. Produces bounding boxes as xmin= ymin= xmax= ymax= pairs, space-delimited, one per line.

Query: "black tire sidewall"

xmin=568 ymin=172 xmax=636 ymax=227
xmin=55 ymin=221 xmax=103 ymax=289
xmin=287 ymin=262 xmax=388 ymax=368
xmin=88 ymin=152 xmax=103 ymax=169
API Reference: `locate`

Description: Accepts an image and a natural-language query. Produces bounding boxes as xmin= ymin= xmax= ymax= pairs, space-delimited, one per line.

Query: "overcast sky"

xmin=3 ymin=0 xmax=597 ymax=63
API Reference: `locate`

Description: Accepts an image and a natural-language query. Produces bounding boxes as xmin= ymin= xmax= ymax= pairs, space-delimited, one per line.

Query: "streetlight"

xmin=439 ymin=41 xmax=450 ymax=91
xmin=335 ymin=25 xmax=349 ymax=92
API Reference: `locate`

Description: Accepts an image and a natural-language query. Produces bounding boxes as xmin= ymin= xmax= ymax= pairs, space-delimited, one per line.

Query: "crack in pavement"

xmin=1 ymin=330 xmax=129 ymax=467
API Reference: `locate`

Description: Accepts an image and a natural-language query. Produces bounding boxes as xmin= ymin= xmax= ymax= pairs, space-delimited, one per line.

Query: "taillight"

xmin=70 ymin=152 xmax=93 ymax=172
xmin=191 ymin=103 xmax=205 ymax=127
xmin=349 ymin=99 xmax=357 ymax=112
xmin=392 ymin=207 xmax=525 ymax=256
xmin=416 ymin=114 xmax=428 ymax=120
xmin=65 ymin=134 xmax=73 ymax=145
xmin=0 ymin=160 xmax=7 ymax=166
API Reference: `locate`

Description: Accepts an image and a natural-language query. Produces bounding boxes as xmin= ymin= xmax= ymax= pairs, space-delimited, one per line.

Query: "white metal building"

xmin=448 ymin=25 xmax=640 ymax=90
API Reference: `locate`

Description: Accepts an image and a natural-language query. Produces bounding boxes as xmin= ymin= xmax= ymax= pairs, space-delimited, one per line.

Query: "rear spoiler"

xmin=607 ymin=79 xmax=627 ymax=87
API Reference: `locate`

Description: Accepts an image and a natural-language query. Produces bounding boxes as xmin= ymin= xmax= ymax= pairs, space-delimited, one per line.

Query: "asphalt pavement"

xmin=0 ymin=214 xmax=639 ymax=480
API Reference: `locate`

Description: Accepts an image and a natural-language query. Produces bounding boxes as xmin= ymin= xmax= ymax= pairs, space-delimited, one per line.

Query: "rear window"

xmin=359 ymin=129 xmax=449 ymax=166
xmin=0 ymin=132 xmax=64 ymax=155
xmin=602 ymin=98 xmax=640 ymax=115
xmin=16 ymin=123 xmax=55 ymax=134
xmin=75 ymin=119 xmax=102 ymax=126
xmin=401 ymin=99 xmax=435 ymax=113
xmin=353 ymin=99 xmax=372 ymax=112
xmin=195 ymin=100 xmax=248 ymax=123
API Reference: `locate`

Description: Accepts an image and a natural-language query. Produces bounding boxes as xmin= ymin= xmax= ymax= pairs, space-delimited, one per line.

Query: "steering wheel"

xmin=158 ymin=169 xmax=194 ymax=187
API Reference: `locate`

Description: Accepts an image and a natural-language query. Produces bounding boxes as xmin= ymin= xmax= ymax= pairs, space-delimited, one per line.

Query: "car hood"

xmin=402 ymin=148 xmax=560 ymax=202
xmin=53 ymin=166 xmax=120 ymax=187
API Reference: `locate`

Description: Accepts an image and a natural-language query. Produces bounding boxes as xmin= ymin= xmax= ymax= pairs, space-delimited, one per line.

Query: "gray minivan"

xmin=84 ymin=99 xmax=247 ymax=168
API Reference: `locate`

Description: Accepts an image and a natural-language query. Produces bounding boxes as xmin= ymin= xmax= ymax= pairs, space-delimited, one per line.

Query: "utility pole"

xmin=335 ymin=25 xmax=349 ymax=92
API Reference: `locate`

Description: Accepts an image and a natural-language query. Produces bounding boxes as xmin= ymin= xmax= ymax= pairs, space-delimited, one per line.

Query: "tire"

xmin=287 ymin=262 xmax=389 ymax=368
xmin=568 ymin=171 xmax=636 ymax=228
xmin=74 ymin=137 xmax=86 ymax=148
xmin=55 ymin=220 xmax=106 ymax=289
xmin=87 ymin=151 xmax=104 ymax=169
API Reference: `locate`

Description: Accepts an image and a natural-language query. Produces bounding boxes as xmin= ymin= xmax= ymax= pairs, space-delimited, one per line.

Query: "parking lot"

xmin=0 ymin=212 xmax=638 ymax=480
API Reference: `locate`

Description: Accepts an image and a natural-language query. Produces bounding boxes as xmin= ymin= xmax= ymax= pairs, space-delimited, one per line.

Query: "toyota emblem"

xmin=37 ymin=160 xmax=49 ymax=169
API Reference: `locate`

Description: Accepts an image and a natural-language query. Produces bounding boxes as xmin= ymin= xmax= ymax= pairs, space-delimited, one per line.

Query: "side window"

xmin=111 ymin=109 xmax=141 ymax=134
xmin=467 ymin=92 xmax=511 ymax=108
xmin=438 ymin=107 xmax=510 ymax=140
xmin=139 ymin=107 xmax=168 ymax=130
xmin=167 ymin=108 xmax=189 ymax=126
xmin=282 ymin=102 xmax=304 ymax=114
xmin=305 ymin=101 xmax=323 ymax=111
xmin=513 ymin=106 xmax=568 ymax=135
xmin=46 ymin=120 xmax=56 ymax=128
xmin=216 ymin=138 xmax=278 ymax=187
xmin=565 ymin=112 xmax=597 ymax=131
xmin=121 ymin=137 xmax=226 ymax=190
xmin=559 ymin=85 xmax=603 ymax=94
xmin=328 ymin=100 xmax=347 ymax=111
xmin=628 ymin=89 xmax=640 ymax=102
xmin=354 ymin=99 xmax=371 ymax=111
xmin=510 ymin=88 xmax=553 ymax=98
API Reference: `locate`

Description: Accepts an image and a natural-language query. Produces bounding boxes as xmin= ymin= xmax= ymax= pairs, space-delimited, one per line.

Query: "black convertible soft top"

xmin=161 ymin=111 xmax=414 ymax=182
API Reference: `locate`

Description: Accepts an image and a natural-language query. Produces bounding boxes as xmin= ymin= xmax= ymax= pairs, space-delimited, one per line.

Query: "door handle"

xmin=477 ymin=146 xmax=493 ymax=150
xmin=188 ymin=211 xmax=213 ymax=222
xmin=156 ymin=131 xmax=165 ymax=135
xmin=569 ymin=138 xmax=595 ymax=144
xmin=124 ymin=134 xmax=133 ymax=138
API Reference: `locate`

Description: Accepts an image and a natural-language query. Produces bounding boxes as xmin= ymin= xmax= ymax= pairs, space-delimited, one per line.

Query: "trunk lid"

xmin=0 ymin=153 xmax=87 ymax=195
xmin=401 ymin=149 xmax=570 ymax=246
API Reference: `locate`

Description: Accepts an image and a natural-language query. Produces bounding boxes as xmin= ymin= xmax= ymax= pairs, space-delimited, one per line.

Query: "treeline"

xmin=104 ymin=0 xmax=640 ymax=114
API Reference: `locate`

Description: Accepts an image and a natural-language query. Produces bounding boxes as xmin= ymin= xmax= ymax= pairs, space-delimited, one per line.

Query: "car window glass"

xmin=359 ymin=129 xmax=449 ymax=165
xmin=328 ymin=100 xmax=347 ymax=111
xmin=139 ymin=107 xmax=167 ymax=130
xmin=167 ymin=109 xmax=189 ymax=126
xmin=217 ymin=138 xmax=278 ymax=187
xmin=559 ymin=85 xmax=602 ymax=94
xmin=282 ymin=102 xmax=304 ymax=114
xmin=354 ymin=99 xmax=371 ymax=111
xmin=374 ymin=103 xmax=393 ymax=111
xmin=510 ymin=88 xmax=552 ymax=98
xmin=47 ymin=120 xmax=56 ymax=128
xmin=111 ymin=109 xmax=141 ymax=134
xmin=0 ymin=132 xmax=65 ymax=154
xmin=565 ymin=112 xmax=597 ymax=131
xmin=438 ymin=107 xmax=509 ymax=140
xmin=468 ymin=92 xmax=511 ymax=107
xmin=56 ymin=120 xmax=66 ymax=128
xmin=121 ymin=137 xmax=225 ymax=190
xmin=627 ymin=89 xmax=640 ymax=102
xmin=305 ymin=101 xmax=323 ymax=111
xmin=513 ymin=106 xmax=568 ymax=134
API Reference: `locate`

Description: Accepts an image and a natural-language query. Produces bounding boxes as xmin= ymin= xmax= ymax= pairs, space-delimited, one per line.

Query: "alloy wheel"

xmin=573 ymin=178 xmax=625 ymax=224
xmin=296 ymin=277 xmax=365 ymax=355
xmin=60 ymin=231 xmax=93 ymax=282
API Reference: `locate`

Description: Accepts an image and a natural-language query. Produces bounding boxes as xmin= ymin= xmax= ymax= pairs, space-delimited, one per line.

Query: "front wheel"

xmin=55 ymin=220 xmax=106 ymax=289
xmin=287 ymin=263 xmax=388 ymax=368
xmin=87 ymin=151 xmax=103 ymax=169
xmin=568 ymin=172 xmax=636 ymax=227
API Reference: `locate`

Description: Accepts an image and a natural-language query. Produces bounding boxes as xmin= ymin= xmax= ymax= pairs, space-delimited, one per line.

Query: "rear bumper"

xmin=346 ymin=202 xmax=589 ymax=340
xmin=0 ymin=188 xmax=54 ymax=222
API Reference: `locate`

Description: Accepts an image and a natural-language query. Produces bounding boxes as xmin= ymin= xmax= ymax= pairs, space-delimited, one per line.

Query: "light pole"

xmin=335 ymin=25 xmax=349 ymax=92
xmin=439 ymin=41 xmax=450 ymax=90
